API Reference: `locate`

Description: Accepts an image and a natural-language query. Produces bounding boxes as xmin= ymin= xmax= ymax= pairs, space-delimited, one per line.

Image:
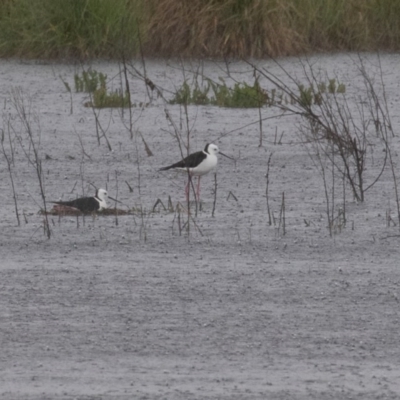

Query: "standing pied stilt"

xmin=159 ymin=143 xmax=232 ymax=201
xmin=52 ymin=188 xmax=119 ymax=213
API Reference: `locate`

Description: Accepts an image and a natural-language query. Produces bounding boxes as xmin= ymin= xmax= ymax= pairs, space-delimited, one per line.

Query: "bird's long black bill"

xmin=219 ymin=151 xmax=234 ymax=160
xmin=108 ymin=196 xmax=123 ymax=204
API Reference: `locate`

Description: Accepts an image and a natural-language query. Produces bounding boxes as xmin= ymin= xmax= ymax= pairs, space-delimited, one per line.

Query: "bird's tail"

xmin=159 ymin=165 xmax=173 ymax=171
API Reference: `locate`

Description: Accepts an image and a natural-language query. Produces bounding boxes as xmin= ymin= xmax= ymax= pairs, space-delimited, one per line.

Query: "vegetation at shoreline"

xmin=169 ymin=79 xmax=270 ymax=108
xmin=169 ymin=77 xmax=347 ymax=108
xmin=0 ymin=0 xmax=399 ymax=59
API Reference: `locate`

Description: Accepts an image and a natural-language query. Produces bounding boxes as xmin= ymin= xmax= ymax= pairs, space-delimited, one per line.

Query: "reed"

xmin=0 ymin=0 xmax=399 ymax=59
xmin=145 ymin=0 xmax=400 ymax=57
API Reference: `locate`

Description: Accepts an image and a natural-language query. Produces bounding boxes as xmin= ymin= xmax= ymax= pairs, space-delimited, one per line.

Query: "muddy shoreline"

xmin=1 ymin=54 xmax=400 ymax=399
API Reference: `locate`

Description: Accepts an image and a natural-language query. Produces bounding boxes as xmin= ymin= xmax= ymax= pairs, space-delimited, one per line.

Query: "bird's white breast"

xmin=97 ymin=198 xmax=107 ymax=211
xmin=192 ymin=153 xmax=217 ymax=176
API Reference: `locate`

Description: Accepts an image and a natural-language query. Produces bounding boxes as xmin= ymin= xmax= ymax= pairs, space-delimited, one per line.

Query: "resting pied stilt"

xmin=52 ymin=188 xmax=119 ymax=213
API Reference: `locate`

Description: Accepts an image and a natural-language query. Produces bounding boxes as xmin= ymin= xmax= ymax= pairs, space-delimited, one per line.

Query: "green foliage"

xmin=89 ymin=87 xmax=131 ymax=108
xmin=169 ymin=81 xmax=211 ymax=106
xmin=210 ymin=79 xmax=268 ymax=108
xmin=170 ymin=78 xmax=269 ymax=108
xmin=74 ymin=70 xmax=107 ymax=93
xmin=298 ymin=84 xmax=314 ymax=107
xmin=72 ymin=69 xmax=131 ymax=108
xmin=0 ymin=0 xmax=143 ymax=58
xmin=298 ymin=79 xmax=346 ymax=107
xmin=170 ymin=77 xmax=347 ymax=109
xmin=328 ymin=79 xmax=346 ymax=94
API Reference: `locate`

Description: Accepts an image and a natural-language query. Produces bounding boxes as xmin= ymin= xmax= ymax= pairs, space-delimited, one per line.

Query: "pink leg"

xmin=196 ymin=176 xmax=201 ymax=200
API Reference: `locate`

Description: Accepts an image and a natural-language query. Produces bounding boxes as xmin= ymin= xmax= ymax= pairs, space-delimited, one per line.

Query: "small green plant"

xmin=169 ymin=81 xmax=211 ymax=105
xmin=328 ymin=78 xmax=346 ymax=94
xmin=210 ymin=79 xmax=268 ymax=108
xmin=86 ymin=86 xmax=132 ymax=108
xmin=74 ymin=70 xmax=107 ymax=93
xmin=298 ymin=84 xmax=314 ymax=107
xmin=298 ymin=79 xmax=346 ymax=106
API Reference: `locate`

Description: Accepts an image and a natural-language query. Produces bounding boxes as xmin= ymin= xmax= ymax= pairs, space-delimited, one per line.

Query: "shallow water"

xmin=1 ymin=54 xmax=400 ymax=399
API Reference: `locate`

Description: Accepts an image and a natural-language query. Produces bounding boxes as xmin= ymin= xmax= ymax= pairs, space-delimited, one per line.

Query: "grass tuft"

xmin=75 ymin=70 xmax=107 ymax=93
xmin=85 ymin=87 xmax=131 ymax=108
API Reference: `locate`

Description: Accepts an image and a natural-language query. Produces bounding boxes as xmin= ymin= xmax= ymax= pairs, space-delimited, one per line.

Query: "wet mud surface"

xmin=1 ymin=54 xmax=400 ymax=399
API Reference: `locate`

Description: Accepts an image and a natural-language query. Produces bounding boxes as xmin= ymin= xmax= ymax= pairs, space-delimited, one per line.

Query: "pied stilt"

xmin=52 ymin=188 xmax=119 ymax=213
xmin=159 ymin=143 xmax=232 ymax=201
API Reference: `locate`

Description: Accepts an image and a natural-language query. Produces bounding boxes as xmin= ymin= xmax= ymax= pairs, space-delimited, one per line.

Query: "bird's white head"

xmin=204 ymin=143 xmax=233 ymax=161
xmin=96 ymin=188 xmax=108 ymax=202
xmin=205 ymin=143 xmax=219 ymax=155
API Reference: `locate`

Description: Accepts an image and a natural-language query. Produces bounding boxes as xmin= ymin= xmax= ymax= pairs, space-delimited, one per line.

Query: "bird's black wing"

xmin=160 ymin=151 xmax=206 ymax=170
xmin=53 ymin=199 xmax=80 ymax=207
xmin=53 ymin=197 xmax=98 ymax=212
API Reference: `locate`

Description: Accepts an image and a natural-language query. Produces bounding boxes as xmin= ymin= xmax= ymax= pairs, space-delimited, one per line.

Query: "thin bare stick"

xmin=282 ymin=192 xmax=286 ymax=236
xmin=278 ymin=192 xmax=286 ymax=236
xmin=211 ymin=172 xmax=217 ymax=217
xmin=114 ymin=171 xmax=119 ymax=225
xmin=265 ymin=153 xmax=273 ymax=226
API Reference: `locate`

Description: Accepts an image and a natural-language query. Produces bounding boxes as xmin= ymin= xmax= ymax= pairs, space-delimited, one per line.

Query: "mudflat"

xmin=1 ymin=55 xmax=400 ymax=399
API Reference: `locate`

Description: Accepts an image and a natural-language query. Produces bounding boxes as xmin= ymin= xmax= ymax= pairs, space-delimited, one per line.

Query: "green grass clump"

xmin=84 ymin=87 xmax=132 ymax=108
xmin=72 ymin=70 xmax=131 ymax=108
xmin=169 ymin=81 xmax=211 ymax=106
xmin=87 ymin=87 xmax=131 ymax=108
xmin=211 ymin=80 xmax=268 ymax=108
xmin=75 ymin=70 xmax=107 ymax=93
xmin=298 ymin=80 xmax=346 ymax=107
xmin=170 ymin=79 xmax=269 ymax=108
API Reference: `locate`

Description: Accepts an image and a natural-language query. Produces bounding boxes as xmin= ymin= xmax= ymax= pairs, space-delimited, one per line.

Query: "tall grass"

xmin=0 ymin=0 xmax=142 ymax=58
xmin=147 ymin=0 xmax=400 ymax=57
xmin=0 ymin=0 xmax=399 ymax=59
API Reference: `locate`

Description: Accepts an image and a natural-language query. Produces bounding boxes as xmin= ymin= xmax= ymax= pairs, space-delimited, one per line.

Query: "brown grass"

xmin=145 ymin=0 xmax=400 ymax=58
